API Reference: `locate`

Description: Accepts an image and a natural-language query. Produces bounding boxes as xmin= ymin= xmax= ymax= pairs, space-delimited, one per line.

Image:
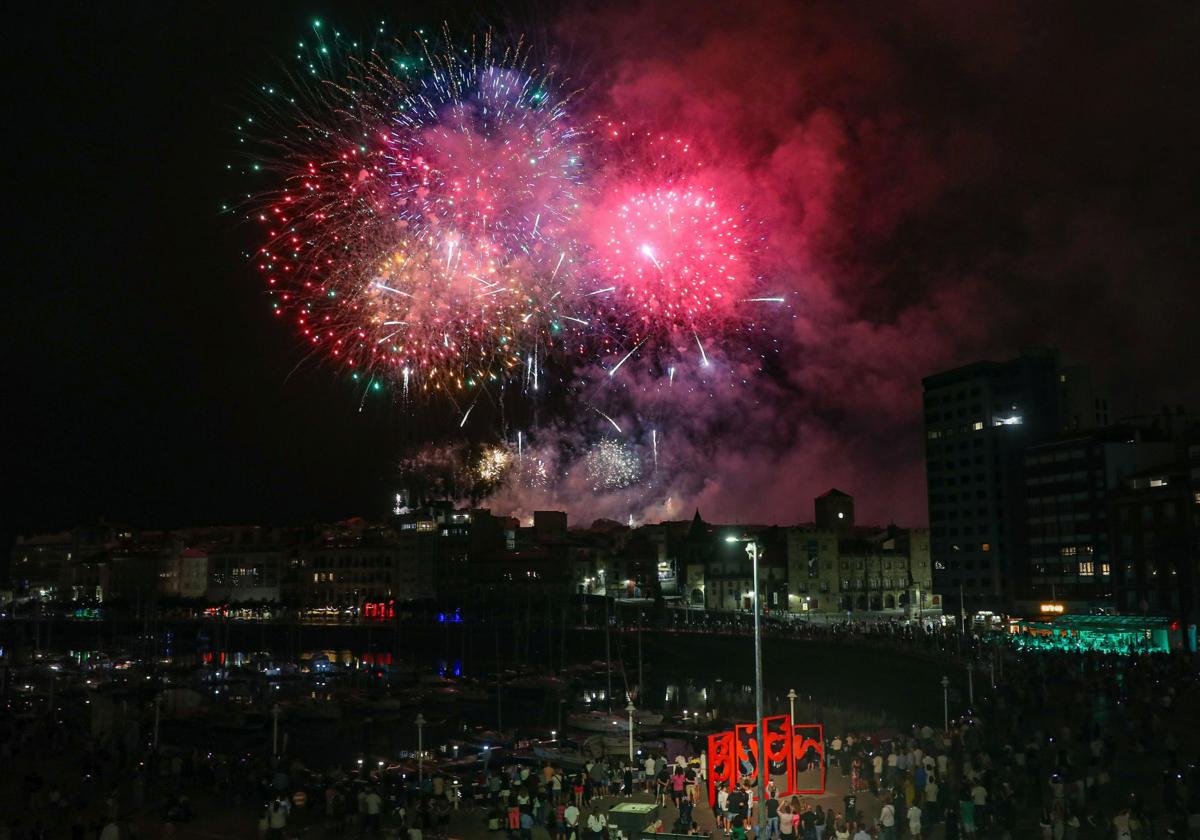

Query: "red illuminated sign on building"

xmin=707 ymin=717 xmax=825 ymax=804
xmin=362 ymin=599 xmax=396 ymax=620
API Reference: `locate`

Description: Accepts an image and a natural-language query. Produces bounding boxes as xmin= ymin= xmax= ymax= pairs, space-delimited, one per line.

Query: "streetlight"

xmin=726 ymin=535 xmax=766 ymax=838
xmin=272 ymin=704 xmax=281 ymax=760
xmin=626 ymin=701 xmax=636 ymax=761
xmin=416 ymin=713 xmax=427 ymax=786
xmin=153 ymin=692 xmax=162 ymax=752
xmin=787 ymin=688 xmax=797 ymax=724
xmin=940 ymin=676 xmax=949 ymax=731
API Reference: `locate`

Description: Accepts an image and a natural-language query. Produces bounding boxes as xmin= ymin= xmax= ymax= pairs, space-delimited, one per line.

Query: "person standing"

xmin=564 ymin=800 xmax=580 ymax=840
xmin=842 ymin=793 xmax=857 ymax=827
xmin=969 ymin=780 xmax=987 ymax=830
xmin=879 ymin=799 xmax=896 ymax=840
xmin=924 ymin=775 xmax=939 ymax=825
xmin=672 ymin=768 xmax=687 ymax=809
xmin=907 ymin=800 xmax=922 ymax=839
xmin=267 ymin=798 xmax=288 ymax=840
xmin=364 ymin=786 xmax=383 ymax=835
xmin=958 ymin=792 xmax=976 ymax=838
xmin=778 ymin=801 xmax=794 ymax=840
xmin=765 ymin=792 xmax=780 ymax=840
xmin=586 ymin=806 xmax=607 ymax=840
xmin=1111 ymin=808 xmax=1132 ymax=840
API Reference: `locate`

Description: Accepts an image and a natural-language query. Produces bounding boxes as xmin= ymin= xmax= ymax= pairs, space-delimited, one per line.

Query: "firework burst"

xmin=476 ymin=443 xmax=512 ymax=483
xmin=583 ymin=438 xmax=642 ymax=490
xmin=582 ymin=127 xmax=769 ymax=366
xmin=243 ymin=23 xmax=586 ymax=397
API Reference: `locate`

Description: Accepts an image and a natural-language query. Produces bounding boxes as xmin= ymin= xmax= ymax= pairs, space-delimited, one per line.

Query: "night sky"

xmin=5 ymin=1 xmax=1199 ymax=553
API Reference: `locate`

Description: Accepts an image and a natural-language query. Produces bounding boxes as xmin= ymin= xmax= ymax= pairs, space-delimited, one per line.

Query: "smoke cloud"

xmin=479 ymin=0 xmax=1200 ymax=528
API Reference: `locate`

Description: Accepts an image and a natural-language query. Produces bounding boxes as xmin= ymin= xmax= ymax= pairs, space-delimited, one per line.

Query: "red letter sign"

xmin=707 ymin=730 xmax=736 ymax=807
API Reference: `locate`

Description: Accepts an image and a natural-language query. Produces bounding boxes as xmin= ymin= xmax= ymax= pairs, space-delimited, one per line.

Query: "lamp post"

xmin=272 ymin=704 xmax=281 ymax=760
xmin=626 ymin=701 xmax=636 ymax=762
xmin=153 ymin=692 xmax=162 ymax=752
xmin=416 ymin=713 xmax=427 ymax=786
xmin=967 ymin=661 xmax=975 ymax=706
xmin=787 ymin=688 xmax=797 ymax=724
xmin=940 ymin=676 xmax=950 ymax=731
xmin=726 ymin=535 xmax=766 ymax=838
xmin=605 ymin=591 xmax=613 ymax=709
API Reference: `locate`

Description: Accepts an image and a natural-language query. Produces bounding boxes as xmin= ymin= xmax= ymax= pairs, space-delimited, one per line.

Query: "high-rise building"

xmin=923 ymin=348 xmax=1096 ymax=612
xmin=1110 ymin=463 xmax=1198 ymax=622
xmin=1019 ymin=426 xmax=1177 ymax=613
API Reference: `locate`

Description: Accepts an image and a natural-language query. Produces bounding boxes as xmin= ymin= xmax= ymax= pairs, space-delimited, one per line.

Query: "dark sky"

xmin=4 ymin=0 xmax=1199 ymax=550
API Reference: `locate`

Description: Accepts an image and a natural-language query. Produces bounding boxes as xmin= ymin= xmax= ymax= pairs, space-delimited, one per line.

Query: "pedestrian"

xmin=907 ymin=800 xmax=922 ymax=839
xmin=364 ymin=786 xmax=383 ymax=835
xmin=672 ymin=768 xmax=687 ymax=808
xmin=586 ymin=806 xmax=607 ymax=840
xmin=779 ymin=801 xmax=794 ymax=840
xmin=267 ymin=798 xmax=287 ymax=840
xmin=716 ymin=785 xmax=730 ymax=834
xmin=958 ymin=791 xmax=975 ymax=838
xmin=764 ymin=791 xmax=780 ymax=840
xmin=879 ymin=798 xmax=896 ymax=840
xmin=564 ymin=800 xmax=580 ymax=840
xmin=655 ymin=767 xmax=669 ymax=808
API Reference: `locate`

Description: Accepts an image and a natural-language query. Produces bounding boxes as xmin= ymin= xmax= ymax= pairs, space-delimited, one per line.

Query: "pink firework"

xmin=581 ymin=127 xmax=763 ymax=347
xmin=589 ymin=183 xmax=756 ymax=336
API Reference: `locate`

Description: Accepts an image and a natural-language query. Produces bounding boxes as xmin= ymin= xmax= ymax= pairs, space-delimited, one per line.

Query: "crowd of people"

xmin=1 ymin=630 xmax=1197 ymax=839
xmin=714 ymin=648 xmax=1199 ymax=838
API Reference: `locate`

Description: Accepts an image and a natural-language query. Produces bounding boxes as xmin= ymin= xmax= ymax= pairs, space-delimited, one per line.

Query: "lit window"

xmin=981 ymin=543 xmax=990 ymax=552
xmin=1078 ymin=561 xmax=1095 ymax=576
xmin=1060 ymin=546 xmax=1077 ymax=557
xmin=1150 ymin=478 xmax=1168 ymax=488
xmin=972 ymin=421 xmax=984 ymax=431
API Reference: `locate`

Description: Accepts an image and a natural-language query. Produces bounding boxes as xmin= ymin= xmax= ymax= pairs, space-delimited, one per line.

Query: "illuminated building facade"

xmin=923 ymin=348 xmax=1102 ymax=612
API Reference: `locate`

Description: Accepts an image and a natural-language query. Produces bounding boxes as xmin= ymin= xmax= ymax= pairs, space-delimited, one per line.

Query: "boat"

xmin=567 ymin=710 xmax=664 ymax=732
xmin=531 ymin=742 xmax=592 ymax=768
